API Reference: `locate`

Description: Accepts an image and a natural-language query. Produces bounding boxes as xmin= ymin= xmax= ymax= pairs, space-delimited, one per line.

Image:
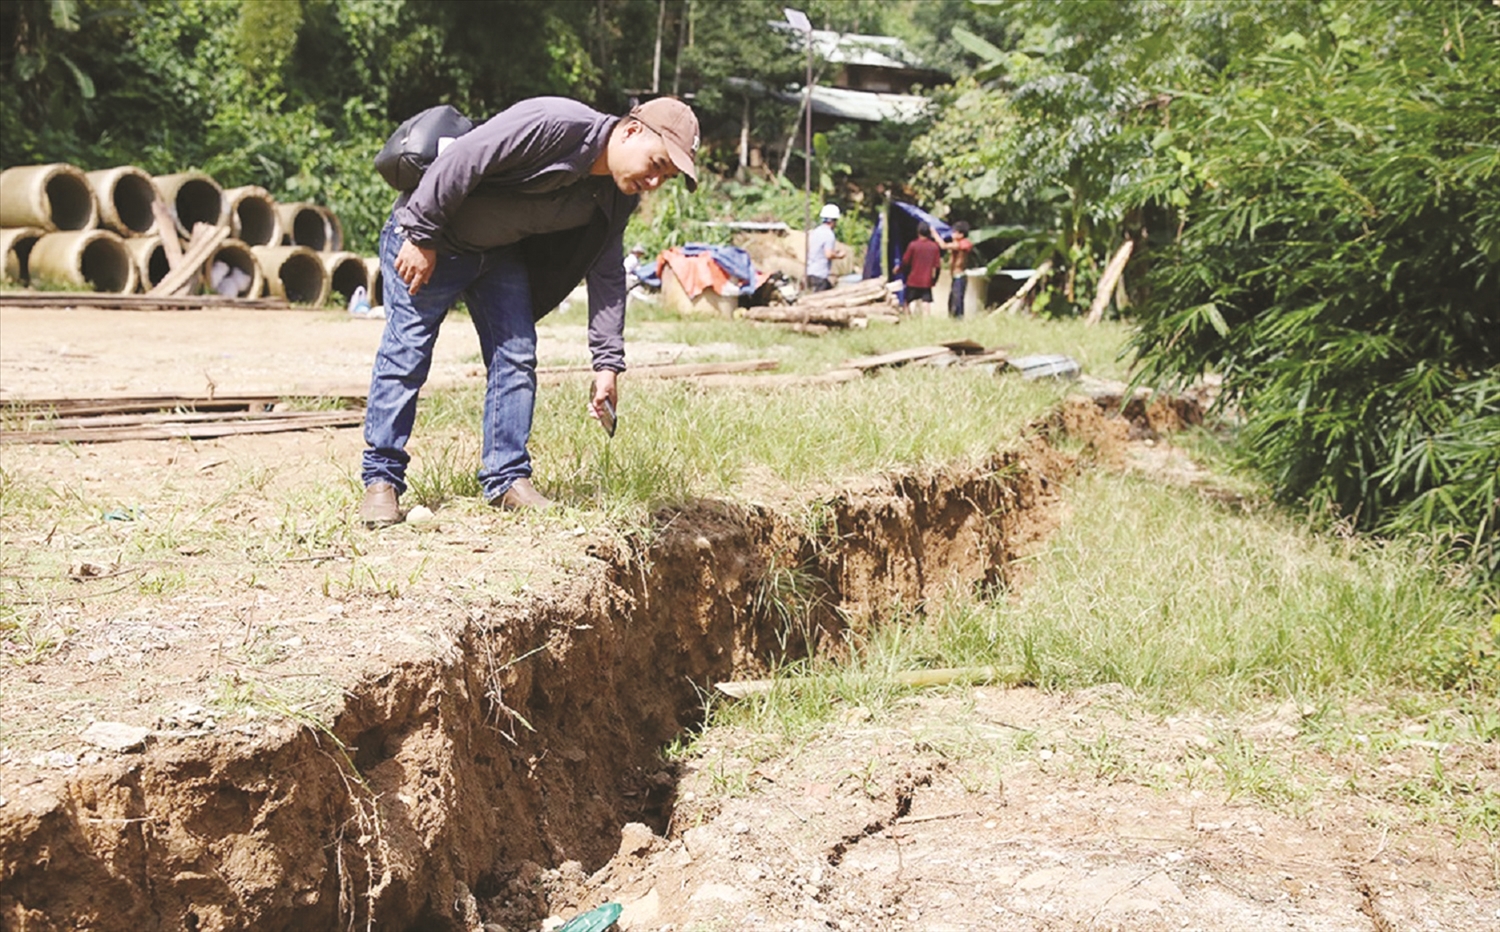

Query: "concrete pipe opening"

xmin=30 ymin=229 xmax=138 ymax=293
xmin=223 ymin=186 xmax=281 ymax=247
xmin=86 ymin=166 xmax=158 ymax=236
xmin=253 ymin=245 xmax=329 ymax=306
xmin=154 ymin=172 xmax=225 ymax=239
xmin=208 ymin=239 xmax=264 ymax=298
xmin=321 ymin=251 xmax=368 ymax=305
xmin=1 ymin=226 xmax=45 ymax=285
xmin=276 ymin=203 xmax=329 ymax=251
xmin=0 ymin=163 xmax=99 ymax=231
xmin=123 ymin=235 xmax=172 ymax=290
xmin=318 ymin=205 xmax=344 ymax=253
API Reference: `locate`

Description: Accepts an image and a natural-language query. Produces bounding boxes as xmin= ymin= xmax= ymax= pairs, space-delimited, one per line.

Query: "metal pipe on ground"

xmin=124 ymin=235 xmax=172 ymax=291
xmin=0 ymin=164 xmax=99 ymax=232
xmin=221 ymin=185 xmax=282 ymax=247
xmin=29 ymin=229 xmax=139 ymax=293
xmin=1 ymin=226 xmax=46 ymax=284
xmin=320 ymin=251 xmax=368 ymax=305
xmin=275 ymin=202 xmax=332 ymax=251
xmin=251 ymin=245 xmax=329 ymax=306
xmin=85 ymin=166 xmax=159 ymax=237
xmin=153 ymin=171 xmax=225 ymax=240
xmin=207 ymin=238 xmax=264 ymax=298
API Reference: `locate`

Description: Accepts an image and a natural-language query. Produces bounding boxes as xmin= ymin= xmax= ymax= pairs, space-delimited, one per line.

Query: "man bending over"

xmin=360 ymin=96 xmax=699 ymax=527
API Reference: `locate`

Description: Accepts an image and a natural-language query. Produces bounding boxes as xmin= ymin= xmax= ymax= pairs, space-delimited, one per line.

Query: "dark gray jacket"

xmin=393 ymin=97 xmax=637 ymax=372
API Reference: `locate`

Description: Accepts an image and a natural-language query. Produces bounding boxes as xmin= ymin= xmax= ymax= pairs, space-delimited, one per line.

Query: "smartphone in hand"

xmin=599 ymin=398 xmax=617 ymax=437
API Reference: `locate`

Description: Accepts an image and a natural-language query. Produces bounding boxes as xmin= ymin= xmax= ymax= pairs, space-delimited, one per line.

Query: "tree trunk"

xmin=652 ymin=0 xmax=665 ymax=93
xmin=672 ymin=0 xmax=688 ymax=95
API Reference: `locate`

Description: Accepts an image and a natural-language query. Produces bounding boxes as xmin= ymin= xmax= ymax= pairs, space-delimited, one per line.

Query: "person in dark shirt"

xmin=360 ymin=96 xmax=699 ymax=527
xmin=899 ymin=222 xmax=943 ymax=316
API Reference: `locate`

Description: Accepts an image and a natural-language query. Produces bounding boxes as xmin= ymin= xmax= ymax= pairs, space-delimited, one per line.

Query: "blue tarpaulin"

xmin=635 ymin=243 xmax=759 ymax=295
xmin=861 ymin=202 xmax=952 ymax=281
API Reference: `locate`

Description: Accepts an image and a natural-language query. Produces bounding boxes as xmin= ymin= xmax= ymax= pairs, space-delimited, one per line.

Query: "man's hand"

xmin=395 ymin=240 xmax=437 ymax=294
xmin=589 ymin=369 xmax=619 ymax=426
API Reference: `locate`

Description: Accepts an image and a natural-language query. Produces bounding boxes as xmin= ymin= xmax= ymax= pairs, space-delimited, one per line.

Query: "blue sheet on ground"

xmin=681 ymin=243 xmax=756 ymax=285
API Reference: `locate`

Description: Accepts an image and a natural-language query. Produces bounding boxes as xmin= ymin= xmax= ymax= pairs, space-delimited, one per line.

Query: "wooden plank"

xmin=740 ymin=306 xmax=863 ymax=326
xmin=941 ymin=339 xmax=986 ymax=353
xmin=3 ymin=393 xmax=364 ymax=417
xmin=28 ymin=408 xmax=361 ymax=430
xmin=3 ymin=411 xmax=363 ymax=444
xmin=716 ymin=665 xmax=1023 ymax=699
xmin=146 ymin=224 xmax=229 ymax=297
xmin=0 ymin=293 xmax=297 ymax=310
xmin=997 ymin=260 xmax=1054 ymax=315
xmin=537 ymin=358 xmax=779 ymax=385
xmin=687 ymin=368 xmax=862 ymax=389
xmin=1086 ymin=238 xmax=1134 ymax=325
xmin=843 ymin=345 xmax=953 ymax=370
xmin=150 ymin=200 xmax=184 ymax=268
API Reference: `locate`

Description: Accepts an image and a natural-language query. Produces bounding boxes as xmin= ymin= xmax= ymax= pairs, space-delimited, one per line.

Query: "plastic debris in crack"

xmin=557 ymin=902 xmax=623 ymax=932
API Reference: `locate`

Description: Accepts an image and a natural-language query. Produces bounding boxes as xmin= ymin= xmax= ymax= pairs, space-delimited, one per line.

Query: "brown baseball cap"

xmin=630 ymin=97 xmax=700 ymax=191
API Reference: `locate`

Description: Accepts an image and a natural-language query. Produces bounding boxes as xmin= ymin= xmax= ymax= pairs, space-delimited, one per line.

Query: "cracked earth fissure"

xmin=0 ymin=400 xmax=1143 ymax=932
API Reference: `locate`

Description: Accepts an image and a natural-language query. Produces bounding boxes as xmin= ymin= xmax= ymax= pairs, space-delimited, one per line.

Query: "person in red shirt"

xmin=899 ymin=222 xmax=943 ymax=315
xmin=941 ymin=221 xmax=974 ymax=318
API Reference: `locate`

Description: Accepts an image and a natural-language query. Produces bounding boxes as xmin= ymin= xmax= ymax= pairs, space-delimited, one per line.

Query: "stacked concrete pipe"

xmin=153 ymin=171 xmax=225 ymax=239
xmin=0 ymin=163 xmax=99 ymax=232
xmin=29 ymin=229 xmax=139 ymax=293
xmin=320 ymin=251 xmax=369 ymax=305
xmin=1 ymin=226 xmax=45 ymax=284
xmin=221 ymin=185 xmax=282 ymax=247
xmin=275 ymin=202 xmax=335 ymax=252
xmin=124 ymin=235 xmax=173 ymax=290
xmin=208 ymin=239 xmax=264 ymax=298
xmin=364 ymin=256 xmax=383 ymax=307
xmin=252 ymin=244 xmax=329 ymax=306
xmin=85 ymin=166 xmax=159 ymax=237
xmin=320 ymin=205 xmax=344 ymax=252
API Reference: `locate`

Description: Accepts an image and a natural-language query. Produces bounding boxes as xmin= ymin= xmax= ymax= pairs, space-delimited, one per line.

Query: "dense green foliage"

xmin=909 ymin=0 xmax=1499 ymax=573
xmin=1123 ymin=1 xmax=1500 ymax=570
xmin=1 ymin=0 xmax=936 ymax=250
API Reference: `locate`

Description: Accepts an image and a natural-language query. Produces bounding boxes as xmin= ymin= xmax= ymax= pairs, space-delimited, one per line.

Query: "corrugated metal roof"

xmin=776 ymin=85 xmax=934 ymax=124
xmin=770 ymin=23 xmax=928 ymax=70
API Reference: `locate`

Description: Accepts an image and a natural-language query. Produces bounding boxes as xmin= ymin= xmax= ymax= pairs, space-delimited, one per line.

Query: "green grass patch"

xmin=699 ymin=469 xmax=1495 ymax=830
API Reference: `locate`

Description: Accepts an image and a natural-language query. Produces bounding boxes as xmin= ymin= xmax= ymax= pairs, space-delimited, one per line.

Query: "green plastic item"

xmin=556 ymin=902 xmax=623 ymax=932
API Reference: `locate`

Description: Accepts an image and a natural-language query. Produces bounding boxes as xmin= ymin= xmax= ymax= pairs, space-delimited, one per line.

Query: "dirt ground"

xmin=1 ymin=305 xmax=1496 ymax=931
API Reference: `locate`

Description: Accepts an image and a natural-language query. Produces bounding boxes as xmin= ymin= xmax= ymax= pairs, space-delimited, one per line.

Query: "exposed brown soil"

xmin=2 ymin=307 xmax=1495 ymax=932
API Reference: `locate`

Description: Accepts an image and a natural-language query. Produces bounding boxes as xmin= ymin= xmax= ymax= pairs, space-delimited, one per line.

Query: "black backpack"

xmin=375 ymin=105 xmax=475 ymax=191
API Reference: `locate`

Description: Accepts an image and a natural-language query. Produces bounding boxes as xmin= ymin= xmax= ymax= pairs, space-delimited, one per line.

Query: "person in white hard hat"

xmin=805 ymin=203 xmax=847 ymax=293
xmin=623 ymin=243 xmax=648 ymax=289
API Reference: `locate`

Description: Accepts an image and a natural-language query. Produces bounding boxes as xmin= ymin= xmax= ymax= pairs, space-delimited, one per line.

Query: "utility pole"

xmin=784 ymin=8 xmax=813 ymax=289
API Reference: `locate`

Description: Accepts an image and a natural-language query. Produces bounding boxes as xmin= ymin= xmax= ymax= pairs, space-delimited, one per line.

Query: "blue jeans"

xmin=948 ymin=275 xmax=968 ymax=318
xmin=361 ymin=219 xmax=537 ymax=502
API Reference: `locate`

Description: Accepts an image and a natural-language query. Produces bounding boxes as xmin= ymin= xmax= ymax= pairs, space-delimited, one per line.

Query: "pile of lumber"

xmin=842 ymin=340 xmax=1011 ymax=373
xmin=737 ymin=278 xmax=898 ymax=333
xmin=2 ymin=393 xmax=364 ymax=444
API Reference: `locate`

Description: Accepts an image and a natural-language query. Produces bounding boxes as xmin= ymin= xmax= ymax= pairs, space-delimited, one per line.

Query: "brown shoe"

xmin=360 ymin=482 xmax=402 ymax=527
xmin=490 ymin=477 xmax=553 ymax=512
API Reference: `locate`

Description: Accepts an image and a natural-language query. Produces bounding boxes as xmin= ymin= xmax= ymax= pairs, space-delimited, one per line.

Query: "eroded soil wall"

xmin=1 ymin=403 xmax=1136 ymax=932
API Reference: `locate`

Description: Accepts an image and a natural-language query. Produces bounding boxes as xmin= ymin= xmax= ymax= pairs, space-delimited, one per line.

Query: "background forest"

xmin=2 ymin=0 xmax=1496 ymax=578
